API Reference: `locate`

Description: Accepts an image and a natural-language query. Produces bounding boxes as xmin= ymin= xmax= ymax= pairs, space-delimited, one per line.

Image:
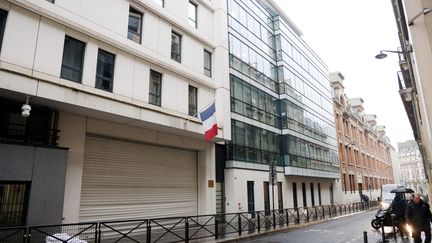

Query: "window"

xmin=128 ymin=7 xmax=143 ymax=44
xmin=302 ymin=182 xmax=307 ymax=207
xmin=149 ymin=70 xmax=162 ymax=106
xmin=152 ymin=0 xmax=164 ymax=7
xmin=95 ymin=49 xmax=115 ymax=92
xmin=247 ymin=181 xmax=255 ymax=214
xmin=188 ymin=1 xmax=197 ymax=28
xmin=292 ymin=182 xmax=298 ymax=208
xmin=61 ymin=36 xmax=85 ymax=83
xmin=204 ymin=50 xmax=212 ymax=77
xmin=171 ymin=31 xmax=181 ymax=62
xmin=277 ymin=182 xmax=283 ymax=212
xmin=46 ymin=0 xmax=54 ymax=3
xmin=0 ymin=182 xmax=29 ymax=226
xmin=310 ymin=183 xmax=315 ymax=206
xmin=0 ymin=9 xmax=7 ymax=53
xmin=188 ymin=85 xmax=197 ymax=116
xmin=263 ymin=181 xmax=270 ymax=215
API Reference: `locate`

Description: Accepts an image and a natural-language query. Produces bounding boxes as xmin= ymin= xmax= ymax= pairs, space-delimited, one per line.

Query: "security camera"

xmin=21 ymin=104 xmax=31 ymax=118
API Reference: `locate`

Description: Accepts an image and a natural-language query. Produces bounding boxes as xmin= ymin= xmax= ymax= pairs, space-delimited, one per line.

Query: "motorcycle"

xmin=371 ymin=205 xmax=392 ymax=229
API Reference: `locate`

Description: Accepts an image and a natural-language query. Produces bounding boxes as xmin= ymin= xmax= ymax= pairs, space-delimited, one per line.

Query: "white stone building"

xmin=0 ymin=0 xmax=229 ymax=226
xmin=397 ymin=140 xmax=428 ymax=194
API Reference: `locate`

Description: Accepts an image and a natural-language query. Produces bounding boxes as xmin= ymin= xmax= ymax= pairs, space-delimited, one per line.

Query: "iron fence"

xmin=0 ymin=201 xmax=376 ymax=243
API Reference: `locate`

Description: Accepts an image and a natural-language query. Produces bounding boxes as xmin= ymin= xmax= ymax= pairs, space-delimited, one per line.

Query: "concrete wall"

xmin=0 ymin=143 xmax=68 ymax=225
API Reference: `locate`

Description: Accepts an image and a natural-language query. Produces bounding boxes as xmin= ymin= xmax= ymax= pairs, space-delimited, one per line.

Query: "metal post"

xmin=215 ymin=215 xmax=219 ymax=240
xmin=363 ymin=231 xmax=368 ymax=243
xmin=146 ymin=220 xmax=151 ymax=243
xmin=185 ymin=217 xmax=189 ymax=243
xmin=391 ymin=214 xmax=396 ymax=239
xmin=306 ymin=207 xmax=309 ymax=222
xmin=257 ymin=213 xmax=261 ymax=232
xmin=238 ymin=213 xmax=242 ymax=235
xmin=272 ymin=210 xmax=276 ymax=229
xmin=286 ymin=209 xmax=289 ymax=226
xmin=381 ymin=224 xmax=386 ymax=242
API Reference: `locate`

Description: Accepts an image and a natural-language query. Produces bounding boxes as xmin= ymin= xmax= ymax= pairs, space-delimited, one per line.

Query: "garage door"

xmin=79 ymin=136 xmax=198 ymax=222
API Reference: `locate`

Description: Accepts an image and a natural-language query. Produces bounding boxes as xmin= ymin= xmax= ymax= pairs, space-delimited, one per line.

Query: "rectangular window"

xmin=188 ymin=1 xmax=197 ymax=28
xmin=247 ymin=181 xmax=255 ymax=214
xmin=0 ymin=9 xmax=7 ymax=53
xmin=153 ymin=0 xmax=164 ymax=7
xmin=318 ymin=183 xmax=322 ymax=206
xmin=188 ymin=85 xmax=197 ymax=116
xmin=95 ymin=49 xmax=115 ymax=92
xmin=310 ymin=183 xmax=315 ymax=206
xmin=263 ymin=181 xmax=270 ymax=215
xmin=128 ymin=7 xmax=143 ymax=44
xmin=292 ymin=182 xmax=298 ymax=208
xmin=46 ymin=0 xmax=54 ymax=3
xmin=149 ymin=70 xmax=162 ymax=106
xmin=204 ymin=50 xmax=212 ymax=77
xmin=61 ymin=36 xmax=85 ymax=83
xmin=277 ymin=182 xmax=283 ymax=212
xmin=171 ymin=31 xmax=181 ymax=62
xmin=0 ymin=182 xmax=29 ymax=226
xmin=302 ymin=182 xmax=307 ymax=207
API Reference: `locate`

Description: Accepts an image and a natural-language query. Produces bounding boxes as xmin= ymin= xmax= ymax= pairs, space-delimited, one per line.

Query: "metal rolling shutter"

xmin=79 ymin=136 xmax=198 ymax=222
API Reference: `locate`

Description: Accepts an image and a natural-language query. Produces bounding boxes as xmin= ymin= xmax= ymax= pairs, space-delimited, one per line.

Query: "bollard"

xmin=381 ymin=223 xmax=386 ymax=242
xmin=363 ymin=231 xmax=368 ymax=243
xmin=391 ymin=214 xmax=396 ymax=239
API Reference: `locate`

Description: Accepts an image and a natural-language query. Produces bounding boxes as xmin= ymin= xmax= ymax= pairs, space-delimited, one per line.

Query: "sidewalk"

xmin=212 ymin=211 xmax=368 ymax=243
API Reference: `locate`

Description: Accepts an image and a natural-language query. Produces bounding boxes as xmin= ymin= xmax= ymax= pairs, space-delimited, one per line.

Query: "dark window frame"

xmin=301 ymin=182 xmax=307 ymax=207
xmin=153 ymin=0 xmax=164 ymax=7
xmin=0 ymin=9 xmax=8 ymax=53
xmin=204 ymin=49 xmax=212 ymax=77
xmin=95 ymin=49 xmax=115 ymax=92
xmin=149 ymin=70 xmax=162 ymax=106
xmin=60 ymin=36 xmax=86 ymax=83
xmin=171 ymin=31 xmax=181 ymax=62
xmin=128 ymin=7 xmax=143 ymax=44
xmin=188 ymin=85 xmax=197 ymax=116
xmin=188 ymin=1 xmax=198 ymax=28
xmin=0 ymin=181 xmax=30 ymax=226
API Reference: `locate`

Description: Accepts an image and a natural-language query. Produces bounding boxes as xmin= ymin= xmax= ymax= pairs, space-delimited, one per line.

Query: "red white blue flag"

xmin=200 ymin=102 xmax=218 ymax=141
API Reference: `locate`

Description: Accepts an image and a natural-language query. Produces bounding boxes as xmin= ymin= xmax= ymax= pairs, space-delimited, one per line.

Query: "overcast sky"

xmin=273 ymin=0 xmax=414 ymax=148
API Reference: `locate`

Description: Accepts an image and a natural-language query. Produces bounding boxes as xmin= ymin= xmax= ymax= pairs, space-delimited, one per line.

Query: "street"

xmin=240 ymin=210 xmax=414 ymax=243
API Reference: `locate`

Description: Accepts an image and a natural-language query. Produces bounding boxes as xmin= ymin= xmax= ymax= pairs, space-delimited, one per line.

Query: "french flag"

xmin=200 ymin=102 xmax=218 ymax=141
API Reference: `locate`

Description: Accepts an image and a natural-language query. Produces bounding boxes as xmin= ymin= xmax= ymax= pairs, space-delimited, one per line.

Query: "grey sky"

xmin=274 ymin=0 xmax=414 ymax=147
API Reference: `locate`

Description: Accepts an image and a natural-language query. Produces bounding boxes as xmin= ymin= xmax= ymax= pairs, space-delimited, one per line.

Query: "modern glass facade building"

xmin=220 ymin=0 xmax=340 ymax=213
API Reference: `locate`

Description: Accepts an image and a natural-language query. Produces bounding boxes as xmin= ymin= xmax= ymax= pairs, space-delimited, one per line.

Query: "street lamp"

xmin=375 ymin=48 xmax=412 ymax=59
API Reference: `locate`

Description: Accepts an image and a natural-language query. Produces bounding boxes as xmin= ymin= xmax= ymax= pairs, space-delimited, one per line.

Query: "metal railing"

xmin=0 ymin=201 xmax=376 ymax=243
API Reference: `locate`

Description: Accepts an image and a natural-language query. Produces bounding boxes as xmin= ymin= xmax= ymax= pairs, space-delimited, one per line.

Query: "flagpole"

xmin=185 ymin=99 xmax=216 ymax=123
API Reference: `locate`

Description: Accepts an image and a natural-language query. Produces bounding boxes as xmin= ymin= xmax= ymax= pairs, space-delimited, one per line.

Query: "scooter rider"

xmin=390 ymin=192 xmax=407 ymax=236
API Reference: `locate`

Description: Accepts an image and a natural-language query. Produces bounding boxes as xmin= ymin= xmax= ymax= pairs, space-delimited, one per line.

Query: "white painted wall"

xmin=0 ymin=1 xmax=228 ymax=139
xmin=224 ymin=168 xmax=339 ymax=214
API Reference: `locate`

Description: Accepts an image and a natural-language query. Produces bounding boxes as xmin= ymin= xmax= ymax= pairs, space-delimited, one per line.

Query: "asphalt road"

xmin=239 ymin=209 xmax=412 ymax=243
